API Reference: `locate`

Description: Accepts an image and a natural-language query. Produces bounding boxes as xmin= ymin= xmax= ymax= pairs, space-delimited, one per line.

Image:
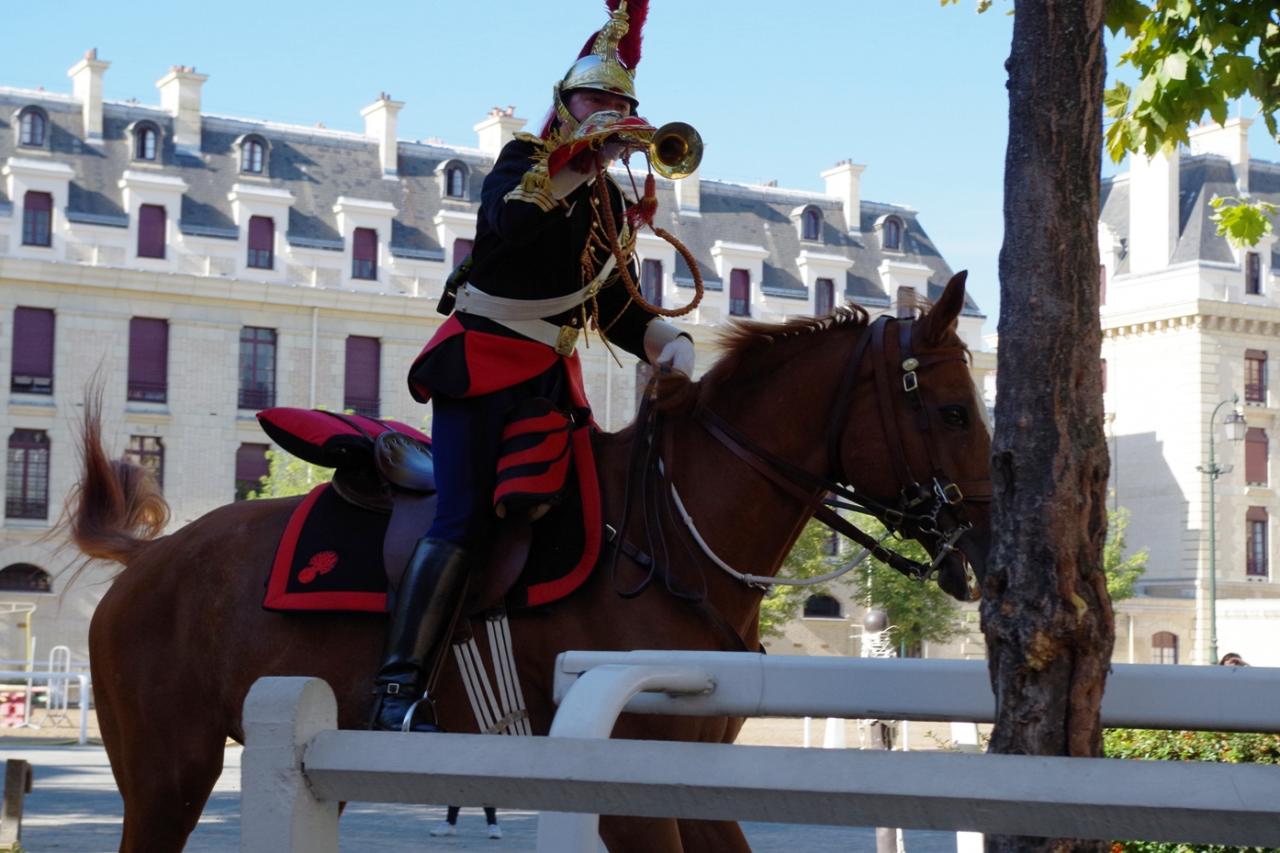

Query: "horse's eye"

xmin=939 ymin=405 xmax=970 ymax=430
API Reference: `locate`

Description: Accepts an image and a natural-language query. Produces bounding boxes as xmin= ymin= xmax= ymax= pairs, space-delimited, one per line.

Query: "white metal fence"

xmin=240 ymin=654 xmax=1280 ymax=853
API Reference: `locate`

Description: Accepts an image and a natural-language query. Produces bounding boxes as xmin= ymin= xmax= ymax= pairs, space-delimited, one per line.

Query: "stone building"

xmin=0 ymin=52 xmax=986 ymax=663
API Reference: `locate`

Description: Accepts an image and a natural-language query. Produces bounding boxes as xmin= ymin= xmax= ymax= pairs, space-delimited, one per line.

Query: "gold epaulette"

xmin=503 ymin=135 xmax=555 ymax=212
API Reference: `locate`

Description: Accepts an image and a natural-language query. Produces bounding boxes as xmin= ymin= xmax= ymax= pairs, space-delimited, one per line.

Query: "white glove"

xmin=644 ymin=320 xmax=695 ymax=376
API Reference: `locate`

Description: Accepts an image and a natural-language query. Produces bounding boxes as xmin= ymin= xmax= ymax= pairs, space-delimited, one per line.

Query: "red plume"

xmin=577 ymin=31 xmax=599 ymax=60
xmin=614 ymin=0 xmax=648 ymax=70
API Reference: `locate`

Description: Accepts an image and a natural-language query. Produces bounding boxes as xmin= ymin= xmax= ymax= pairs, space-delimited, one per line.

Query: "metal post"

xmin=1197 ymin=395 xmax=1243 ymax=665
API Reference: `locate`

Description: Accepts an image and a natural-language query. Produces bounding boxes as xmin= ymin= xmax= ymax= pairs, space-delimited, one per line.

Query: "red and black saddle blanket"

xmin=261 ymin=404 xmax=602 ymax=613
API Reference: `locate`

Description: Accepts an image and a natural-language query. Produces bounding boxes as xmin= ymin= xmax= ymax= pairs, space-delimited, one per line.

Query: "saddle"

xmin=257 ymin=407 xmax=600 ymax=614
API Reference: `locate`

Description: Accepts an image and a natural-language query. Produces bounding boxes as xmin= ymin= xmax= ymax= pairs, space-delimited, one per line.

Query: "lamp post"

xmin=1196 ymin=395 xmax=1247 ymax=664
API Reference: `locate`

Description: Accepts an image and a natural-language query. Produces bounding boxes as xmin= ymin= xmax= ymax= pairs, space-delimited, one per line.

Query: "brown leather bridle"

xmin=692 ymin=314 xmax=993 ymax=583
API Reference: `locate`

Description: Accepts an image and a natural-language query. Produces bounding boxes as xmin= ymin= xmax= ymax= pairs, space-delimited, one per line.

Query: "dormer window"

xmin=442 ymin=161 xmax=469 ymax=199
xmin=882 ymin=216 xmax=904 ymax=252
xmin=240 ymin=135 xmax=267 ymax=175
xmin=133 ymin=123 xmax=159 ymax=161
xmin=18 ymin=107 xmax=47 ymax=147
xmin=801 ymin=207 xmax=822 ymax=241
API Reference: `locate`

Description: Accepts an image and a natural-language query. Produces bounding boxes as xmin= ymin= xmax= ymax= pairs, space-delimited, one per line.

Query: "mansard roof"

xmin=1100 ymin=154 xmax=1280 ymax=275
xmin=0 ymin=86 xmax=980 ymax=315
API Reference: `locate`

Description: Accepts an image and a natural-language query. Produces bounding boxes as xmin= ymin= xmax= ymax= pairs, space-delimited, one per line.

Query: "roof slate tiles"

xmin=1 ymin=87 xmax=980 ymax=315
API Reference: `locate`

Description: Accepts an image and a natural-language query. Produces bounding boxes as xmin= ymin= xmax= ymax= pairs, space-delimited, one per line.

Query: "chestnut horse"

xmin=65 ymin=272 xmax=990 ymax=853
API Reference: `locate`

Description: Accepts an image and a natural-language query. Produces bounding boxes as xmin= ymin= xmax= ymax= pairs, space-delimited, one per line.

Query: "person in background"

xmin=1218 ymin=652 xmax=1249 ymax=666
xmin=431 ymin=806 xmax=502 ymax=840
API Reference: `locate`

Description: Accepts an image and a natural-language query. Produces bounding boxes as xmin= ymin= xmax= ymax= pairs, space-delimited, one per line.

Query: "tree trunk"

xmin=983 ymin=2 xmax=1114 ymax=851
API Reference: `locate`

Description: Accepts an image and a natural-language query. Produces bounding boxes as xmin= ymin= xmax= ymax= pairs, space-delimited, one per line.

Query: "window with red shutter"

xmin=815 ymin=277 xmax=834 ymax=316
xmin=128 ymin=317 xmax=169 ymax=403
xmin=1247 ymin=506 xmax=1268 ymax=577
xmin=641 ymin=259 xmax=663 ymax=308
xmin=238 ymin=327 xmax=276 ymax=409
xmin=352 ymin=228 xmax=377 ymax=279
xmin=11 ymin=307 xmax=54 ymax=395
xmin=1245 ymin=427 xmax=1268 ymax=485
xmin=344 ymin=336 xmax=381 ymax=417
xmin=1245 ymin=350 xmax=1267 ymax=404
xmin=235 ymin=442 xmax=270 ymax=501
xmin=137 ymin=204 xmax=166 ymax=259
xmin=6 ymin=429 xmax=50 ymax=519
xmin=247 ymin=216 xmax=274 ymax=269
xmin=729 ymin=269 xmax=750 ymax=317
xmin=452 ymin=238 xmax=474 ymax=267
xmin=1246 ymin=252 xmax=1262 ymax=295
xmin=22 ymin=191 xmax=52 ymax=247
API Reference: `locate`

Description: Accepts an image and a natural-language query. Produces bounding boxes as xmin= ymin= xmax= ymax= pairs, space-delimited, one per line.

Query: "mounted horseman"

xmin=371 ymin=0 xmax=701 ymax=733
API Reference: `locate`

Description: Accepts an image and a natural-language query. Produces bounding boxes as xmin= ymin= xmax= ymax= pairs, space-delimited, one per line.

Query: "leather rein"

xmin=609 ymin=314 xmax=992 ymax=606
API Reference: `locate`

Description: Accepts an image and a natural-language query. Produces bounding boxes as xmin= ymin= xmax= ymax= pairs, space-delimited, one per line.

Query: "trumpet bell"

xmin=650 ymin=121 xmax=703 ymax=180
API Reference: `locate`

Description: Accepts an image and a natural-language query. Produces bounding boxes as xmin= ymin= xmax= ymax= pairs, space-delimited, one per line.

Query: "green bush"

xmin=1104 ymin=728 xmax=1280 ymax=853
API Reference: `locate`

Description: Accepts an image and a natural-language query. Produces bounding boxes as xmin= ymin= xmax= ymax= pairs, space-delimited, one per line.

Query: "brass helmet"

xmin=545 ymin=0 xmax=648 ymax=137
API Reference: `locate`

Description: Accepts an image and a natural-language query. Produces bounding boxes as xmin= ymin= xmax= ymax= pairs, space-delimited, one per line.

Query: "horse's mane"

xmin=700 ymin=303 xmax=872 ymax=390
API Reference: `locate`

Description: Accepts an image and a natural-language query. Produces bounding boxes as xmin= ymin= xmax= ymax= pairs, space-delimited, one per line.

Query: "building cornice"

xmin=0 ymin=256 xmax=439 ymax=321
xmin=1103 ymin=299 xmax=1280 ymax=340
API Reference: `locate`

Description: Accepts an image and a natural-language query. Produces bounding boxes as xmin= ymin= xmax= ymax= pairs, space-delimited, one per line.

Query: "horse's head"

xmin=835 ymin=272 xmax=992 ymax=601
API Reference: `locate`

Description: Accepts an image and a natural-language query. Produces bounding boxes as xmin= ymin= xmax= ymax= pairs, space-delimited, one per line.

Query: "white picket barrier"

xmin=240 ymin=655 xmax=1280 ymax=853
xmin=0 ymin=670 xmax=92 ymax=744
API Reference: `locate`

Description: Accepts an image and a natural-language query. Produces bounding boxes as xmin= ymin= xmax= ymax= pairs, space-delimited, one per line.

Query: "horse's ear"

xmin=920 ymin=271 xmax=968 ymax=346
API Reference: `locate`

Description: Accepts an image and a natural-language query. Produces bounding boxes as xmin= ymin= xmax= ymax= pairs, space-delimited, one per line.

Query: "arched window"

xmin=133 ymin=123 xmax=159 ymax=161
xmin=240 ymin=135 xmax=267 ymax=174
xmin=803 ymin=594 xmax=842 ymax=619
xmin=0 ymin=563 xmax=52 ymax=593
xmin=1151 ymin=631 xmax=1178 ymax=665
xmin=882 ymin=216 xmax=904 ymax=251
xmin=18 ymin=107 xmax=47 ymax=147
xmin=445 ymin=164 xmax=467 ymax=199
xmin=801 ymin=207 xmax=823 ymax=241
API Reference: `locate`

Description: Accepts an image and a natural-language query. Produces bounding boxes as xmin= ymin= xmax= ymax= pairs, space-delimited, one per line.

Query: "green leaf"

xmin=1104 ymin=82 xmax=1132 ymax=119
xmin=1163 ymin=51 xmax=1189 ymax=81
xmin=1210 ymin=196 xmax=1278 ymax=249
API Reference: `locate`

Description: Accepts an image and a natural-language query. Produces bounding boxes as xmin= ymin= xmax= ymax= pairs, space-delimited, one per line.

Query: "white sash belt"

xmin=452 ymin=254 xmax=618 ymax=353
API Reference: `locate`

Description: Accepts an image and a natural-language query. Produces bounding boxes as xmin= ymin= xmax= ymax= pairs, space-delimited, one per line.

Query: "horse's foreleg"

xmin=600 ymin=815 xmax=685 ymax=853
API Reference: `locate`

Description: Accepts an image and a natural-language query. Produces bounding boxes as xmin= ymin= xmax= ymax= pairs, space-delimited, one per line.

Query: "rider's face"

xmin=566 ymin=90 xmax=634 ymax=121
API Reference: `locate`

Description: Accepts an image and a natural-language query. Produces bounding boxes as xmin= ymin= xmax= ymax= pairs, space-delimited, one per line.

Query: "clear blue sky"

xmin=5 ymin=1 xmax=1279 ymax=332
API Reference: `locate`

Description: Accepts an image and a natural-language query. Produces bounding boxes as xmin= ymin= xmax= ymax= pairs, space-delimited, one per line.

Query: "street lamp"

xmin=1196 ymin=395 xmax=1247 ymax=664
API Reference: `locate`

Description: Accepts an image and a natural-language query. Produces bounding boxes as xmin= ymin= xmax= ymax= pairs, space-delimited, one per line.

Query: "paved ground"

xmin=3 ymin=715 xmax=966 ymax=852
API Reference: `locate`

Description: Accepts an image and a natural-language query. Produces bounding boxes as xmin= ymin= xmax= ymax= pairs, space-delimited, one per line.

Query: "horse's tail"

xmin=62 ymin=391 xmax=170 ymax=567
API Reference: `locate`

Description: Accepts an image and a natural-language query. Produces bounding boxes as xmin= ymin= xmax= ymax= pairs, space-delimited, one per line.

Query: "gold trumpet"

xmin=567 ymin=111 xmax=703 ymax=181
xmin=647 ymin=121 xmax=702 ymax=180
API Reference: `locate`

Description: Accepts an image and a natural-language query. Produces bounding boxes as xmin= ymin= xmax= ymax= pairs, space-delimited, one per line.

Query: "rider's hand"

xmin=644 ymin=320 xmax=695 ymax=377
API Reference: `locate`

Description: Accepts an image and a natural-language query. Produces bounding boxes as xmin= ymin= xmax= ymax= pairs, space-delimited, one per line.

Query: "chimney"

xmin=156 ymin=65 xmax=208 ymax=157
xmin=361 ymin=92 xmax=405 ymax=179
xmin=821 ymin=160 xmax=866 ymax=234
xmin=675 ymin=167 xmax=701 ymax=215
xmin=1189 ymin=117 xmax=1252 ymax=194
xmin=1127 ymin=147 xmax=1180 ymax=275
xmin=68 ymin=48 xmax=110 ymax=145
xmin=473 ymin=106 xmax=526 ymax=156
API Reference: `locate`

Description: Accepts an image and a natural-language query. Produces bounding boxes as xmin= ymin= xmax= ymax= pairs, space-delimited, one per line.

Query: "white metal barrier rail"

xmin=240 ymin=656 xmax=1280 ymax=853
xmin=0 ymin=671 xmax=92 ymax=744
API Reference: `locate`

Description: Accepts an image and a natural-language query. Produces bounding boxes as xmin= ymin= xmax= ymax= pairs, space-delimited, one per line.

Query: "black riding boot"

xmin=369 ymin=538 xmax=470 ymax=732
